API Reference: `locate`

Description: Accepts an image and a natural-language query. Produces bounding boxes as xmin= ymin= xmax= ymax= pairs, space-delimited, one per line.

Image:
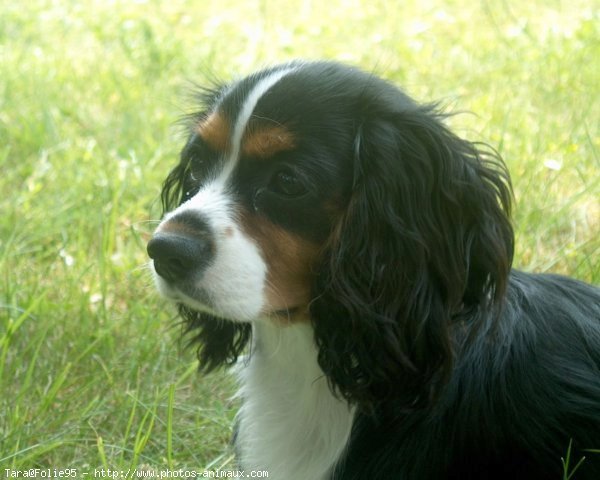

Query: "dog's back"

xmin=335 ymin=271 xmax=600 ymax=480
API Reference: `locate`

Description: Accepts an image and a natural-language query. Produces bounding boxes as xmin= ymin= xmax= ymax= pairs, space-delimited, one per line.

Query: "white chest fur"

xmin=234 ymin=322 xmax=355 ymax=480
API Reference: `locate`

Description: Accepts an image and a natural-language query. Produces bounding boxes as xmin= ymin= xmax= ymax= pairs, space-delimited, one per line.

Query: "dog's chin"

xmin=174 ymin=300 xmax=303 ymax=324
xmin=153 ymin=278 xmax=263 ymax=323
xmin=153 ymin=271 xmax=307 ymax=323
xmin=155 ymin=280 xmax=214 ymax=314
xmin=271 ymin=306 xmax=304 ymax=319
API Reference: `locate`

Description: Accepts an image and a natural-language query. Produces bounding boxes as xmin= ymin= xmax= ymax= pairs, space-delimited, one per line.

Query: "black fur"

xmin=311 ymin=103 xmax=514 ymax=411
xmin=158 ymin=61 xmax=600 ymax=479
xmin=335 ymin=272 xmax=600 ymax=479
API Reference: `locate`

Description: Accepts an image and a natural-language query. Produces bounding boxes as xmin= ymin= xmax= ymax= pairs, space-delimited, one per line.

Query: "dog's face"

xmin=148 ymin=61 xmax=514 ymax=407
xmin=148 ymin=63 xmax=360 ymax=321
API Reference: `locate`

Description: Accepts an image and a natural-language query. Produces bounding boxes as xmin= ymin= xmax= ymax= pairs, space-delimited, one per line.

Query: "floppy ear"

xmin=160 ymin=160 xmax=252 ymax=372
xmin=179 ymin=305 xmax=252 ymax=372
xmin=310 ymin=105 xmax=514 ymax=411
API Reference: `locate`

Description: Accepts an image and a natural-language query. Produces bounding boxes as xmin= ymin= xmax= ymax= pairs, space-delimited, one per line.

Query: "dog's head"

xmin=148 ymin=61 xmax=514 ymax=409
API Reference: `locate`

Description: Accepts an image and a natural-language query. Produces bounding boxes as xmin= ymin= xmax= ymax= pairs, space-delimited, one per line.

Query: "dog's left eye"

xmin=268 ymin=169 xmax=308 ymax=197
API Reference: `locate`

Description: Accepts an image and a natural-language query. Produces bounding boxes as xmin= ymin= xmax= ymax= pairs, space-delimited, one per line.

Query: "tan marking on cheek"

xmin=242 ymin=125 xmax=296 ymax=158
xmin=197 ymin=112 xmax=230 ymax=152
xmin=239 ymin=211 xmax=320 ymax=322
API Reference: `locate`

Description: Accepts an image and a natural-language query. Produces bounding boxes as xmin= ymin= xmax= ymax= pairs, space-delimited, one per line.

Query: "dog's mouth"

xmin=159 ymin=278 xmax=302 ymax=322
xmin=160 ymin=281 xmax=215 ymax=313
xmin=273 ymin=306 xmax=301 ymax=316
xmin=270 ymin=305 xmax=311 ymax=323
xmin=153 ymin=262 xmax=306 ymax=322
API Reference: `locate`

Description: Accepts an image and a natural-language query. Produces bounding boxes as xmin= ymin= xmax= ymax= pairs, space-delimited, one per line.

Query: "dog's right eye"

xmin=180 ymin=164 xmax=200 ymax=202
xmin=179 ymin=157 xmax=208 ymax=204
xmin=179 ymin=137 xmax=219 ymax=202
xmin=181 ymin=134 xmax=215 ymax=170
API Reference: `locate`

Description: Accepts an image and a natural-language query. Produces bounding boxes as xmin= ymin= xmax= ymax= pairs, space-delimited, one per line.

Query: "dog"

xmin=147 ymin=61 xmax=600 ymax=479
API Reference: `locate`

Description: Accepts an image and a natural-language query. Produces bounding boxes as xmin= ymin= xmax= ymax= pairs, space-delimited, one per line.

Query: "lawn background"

xmin=1 ymin=0 xmax=598 ymax=473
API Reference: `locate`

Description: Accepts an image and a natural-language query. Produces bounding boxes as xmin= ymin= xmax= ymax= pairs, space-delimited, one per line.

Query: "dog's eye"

xmin=269 ymin=169 xmax=307 ymax=197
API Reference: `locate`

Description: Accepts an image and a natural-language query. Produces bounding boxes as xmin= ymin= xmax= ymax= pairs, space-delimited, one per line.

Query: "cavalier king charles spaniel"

xmin=147 ymin=61 xmax=600 ymax=480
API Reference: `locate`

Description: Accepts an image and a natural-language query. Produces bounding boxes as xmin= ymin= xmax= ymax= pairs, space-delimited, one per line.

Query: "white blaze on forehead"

xmin=154 ymin=66 xmax=299 ymax=321
xmin=218 ymin=66 xmax=298 ymax=183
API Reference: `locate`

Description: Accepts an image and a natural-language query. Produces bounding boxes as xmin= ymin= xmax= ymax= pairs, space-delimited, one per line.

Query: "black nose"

xmin=147 ymin=214 xmax=213 ymax=283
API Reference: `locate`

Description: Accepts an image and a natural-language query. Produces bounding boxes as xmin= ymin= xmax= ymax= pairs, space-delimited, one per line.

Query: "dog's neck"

xmin=234 ymin=320 xmax=355 ymax=480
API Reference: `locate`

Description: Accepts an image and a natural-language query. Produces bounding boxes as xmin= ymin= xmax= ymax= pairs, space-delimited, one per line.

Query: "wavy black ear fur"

xmin=311 ymin=103 xmax=514 ymax=412
xmin=178 ymin=305 xmax=252 ymax=372
xmin=160 ymin=145 xmax=252 ymax=372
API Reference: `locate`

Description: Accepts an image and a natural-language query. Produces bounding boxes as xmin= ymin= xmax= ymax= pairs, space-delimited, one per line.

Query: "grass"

xmin=0 ymin=0 xmax=598 ymax=473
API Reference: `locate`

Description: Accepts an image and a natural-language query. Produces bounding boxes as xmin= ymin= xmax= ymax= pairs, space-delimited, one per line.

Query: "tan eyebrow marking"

xmin=197 ymin=112 xmax=230 ymax=152
xmin=242 ymin=125 xmax=296 ymax=158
